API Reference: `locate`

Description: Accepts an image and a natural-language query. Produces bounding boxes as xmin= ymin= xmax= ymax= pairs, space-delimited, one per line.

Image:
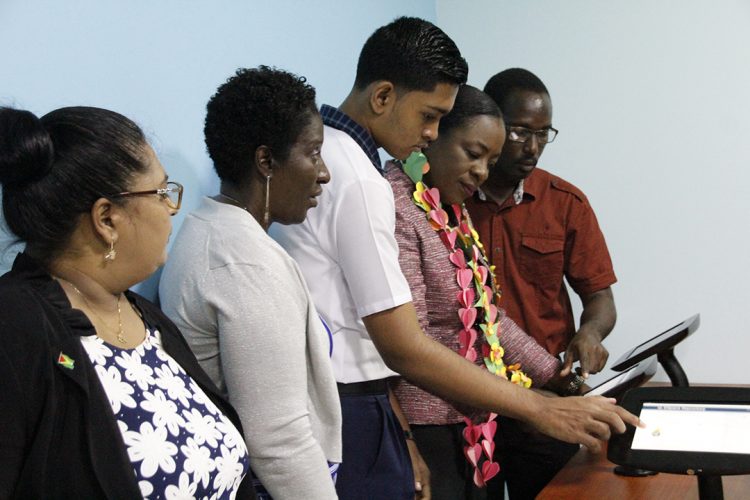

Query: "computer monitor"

xmin=608 ymin=386 xmax=750 ymax=476
xmin=611 ymin=314 xmax=700 ymax=372
xmin=583 ymin=356 xmax=658 ymax=398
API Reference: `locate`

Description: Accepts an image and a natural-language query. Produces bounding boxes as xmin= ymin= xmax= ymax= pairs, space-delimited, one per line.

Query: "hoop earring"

xmin=263 ymin=174 xmax=271 ymax=226
xmin=104 ymin=240 xmax=117 ymax=262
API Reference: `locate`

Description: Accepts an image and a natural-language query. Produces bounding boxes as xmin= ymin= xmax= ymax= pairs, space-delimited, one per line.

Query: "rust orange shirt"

xmin=466 ymin=167 xmax=616 ymax=356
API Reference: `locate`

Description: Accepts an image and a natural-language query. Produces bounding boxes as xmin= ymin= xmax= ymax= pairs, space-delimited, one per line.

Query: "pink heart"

xmin=452 ymin=204 xmax=463 ymax=222
xmin=476 ymin=266 xmax=488 ymax=285
xmin=458 ymin=307 xmax=477 ymax=331
xmin=483 ymin=286 xmax=494 ymax=302
xmin=481 ymin=420 xmax=497 ymax=442
xmin=481 ymin=438 xmax=495 ymax=460
xmin=464 ymin=443 xmax=482 ymax=467
xmin=449 ymin=249 xmax=466 ymax=269
xmin=421 ymin=187 xmax=441 ymax=209
xmin=465 ymin=347 xmax=477 ymax=362
xmin=486 ymin=304 xmax=498 ymax=324
xmin=428 ymin=209 xmax=449 ymax=228
xmin=456 ymin=288 xmax=475 ymax=309
xmin=459 ymin=221 xmax=471 ymax=236
xmin=439 ymin=229 xmax=457 ymax=249
xmin=457 ymin=269 xmax=473 ymax=290
xmin=472 ymin=245 xmax=481 ymax=263
xmin=473 ymin=467 xmax=486 ymax=488
xmin=458 ymin=328 xmax=477 ymax=355
xmin=481 ymin=461 xmax=500 ymax=482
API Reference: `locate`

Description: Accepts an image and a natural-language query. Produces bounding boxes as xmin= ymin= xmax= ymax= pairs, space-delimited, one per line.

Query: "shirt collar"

xmin=320 ymin=104 xmax=382 ymax=173
xmin=477 ymin=179 xmax=526 ymax=207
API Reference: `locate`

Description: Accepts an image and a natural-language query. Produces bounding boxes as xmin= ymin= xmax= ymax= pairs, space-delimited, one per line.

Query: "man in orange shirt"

xmin=467 ymin=68 xmax=617 ymax=499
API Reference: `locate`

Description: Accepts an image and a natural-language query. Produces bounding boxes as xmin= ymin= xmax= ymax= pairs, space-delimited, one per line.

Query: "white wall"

xmin=436 ymin=0 xmax=750 ymax=384
xmin=0 ymin=0 xmax=435 ymax=294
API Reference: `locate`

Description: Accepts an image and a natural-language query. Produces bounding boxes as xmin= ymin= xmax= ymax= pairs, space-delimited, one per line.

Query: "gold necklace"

xmin=60 ymin=279 xmax=127 ymax=344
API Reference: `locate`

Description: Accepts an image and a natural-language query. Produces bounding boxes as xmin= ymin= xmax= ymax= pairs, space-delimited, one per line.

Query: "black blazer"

xmin=0 ymin=253 xmax=256 ymax=499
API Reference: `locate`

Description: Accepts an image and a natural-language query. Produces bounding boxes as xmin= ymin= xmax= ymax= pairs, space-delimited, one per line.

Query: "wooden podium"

xmin=537 ymin=443 xmax=750 ymax=500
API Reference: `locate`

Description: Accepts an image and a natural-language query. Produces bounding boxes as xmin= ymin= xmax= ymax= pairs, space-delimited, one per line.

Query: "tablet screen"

xmin=611 ymin=314 xmax=699 ymax=371
xmin=633 ymin=402 xmax=750 ymax=454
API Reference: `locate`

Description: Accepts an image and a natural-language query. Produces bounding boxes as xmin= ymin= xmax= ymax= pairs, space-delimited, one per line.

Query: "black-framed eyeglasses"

xmin=506 ymin=126 xmax=558 ymax=144
xmin=111 ymin=181 xmax=184 ymax=210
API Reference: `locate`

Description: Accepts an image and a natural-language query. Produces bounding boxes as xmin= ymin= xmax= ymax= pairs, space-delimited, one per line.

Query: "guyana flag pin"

xmin=57 ymin=352 xmax=75 ymax=370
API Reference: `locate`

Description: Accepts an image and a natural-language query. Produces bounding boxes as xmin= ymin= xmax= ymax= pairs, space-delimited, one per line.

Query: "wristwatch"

xmin=564 ymin=374 xmax=586 ymax=396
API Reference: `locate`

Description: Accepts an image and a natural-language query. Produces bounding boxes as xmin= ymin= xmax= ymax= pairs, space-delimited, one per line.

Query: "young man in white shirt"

xmin=272 ymin=16 xmax=639 ymax=499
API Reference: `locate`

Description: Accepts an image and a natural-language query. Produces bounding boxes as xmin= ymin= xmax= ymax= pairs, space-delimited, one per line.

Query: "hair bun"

xmin=0 ymin=107 xmax=54 ymax=187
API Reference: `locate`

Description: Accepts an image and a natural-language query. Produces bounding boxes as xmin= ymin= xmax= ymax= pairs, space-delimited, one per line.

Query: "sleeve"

xmin=498 ymin=311 xmax=561 ymax=386
xmin=333 ymin=177 xmax=412 ymax=318
xmin=0 ymin=292 xmax=35 ymax=497
xmin=210 ymin=263 xmax=337 ymax=500
xmin=393 ymin=203 xmax=430 ymax=335
xmin=564 ymin=198 xmax=617 ymax=296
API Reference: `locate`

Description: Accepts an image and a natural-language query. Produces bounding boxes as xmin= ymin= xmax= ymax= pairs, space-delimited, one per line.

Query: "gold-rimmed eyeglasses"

xmin=111 ymin=181 xmax=184 ymax=210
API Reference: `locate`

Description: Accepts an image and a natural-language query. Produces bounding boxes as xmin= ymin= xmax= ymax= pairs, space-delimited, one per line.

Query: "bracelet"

xmin=403 ymin=429 xmax=416 ymax=441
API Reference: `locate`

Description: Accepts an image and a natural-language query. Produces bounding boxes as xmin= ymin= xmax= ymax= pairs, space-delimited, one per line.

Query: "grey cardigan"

xmin=160 ymin=198 xmax=341 ymax=499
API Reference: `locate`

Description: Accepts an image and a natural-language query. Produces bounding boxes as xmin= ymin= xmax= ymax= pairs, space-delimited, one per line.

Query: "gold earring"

xmin=263 ymin=174 xmax=271 ymax=226
xmin=104 ymin=240 xmax=117 ymax=262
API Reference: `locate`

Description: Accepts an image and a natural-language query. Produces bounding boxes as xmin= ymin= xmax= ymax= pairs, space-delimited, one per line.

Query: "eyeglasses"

xmin=506 ymin=126 xmax=558 ymax=144
xmin=111 ymin=181 xmax=184 ymax=210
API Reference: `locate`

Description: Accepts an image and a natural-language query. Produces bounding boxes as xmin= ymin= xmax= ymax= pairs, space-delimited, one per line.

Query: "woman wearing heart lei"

xmin=387 ymin=85 xmax=573 ymax=498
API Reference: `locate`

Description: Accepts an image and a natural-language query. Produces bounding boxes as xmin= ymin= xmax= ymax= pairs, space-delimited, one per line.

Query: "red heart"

xmin=452 ymin=204 xmax=463 ymax=222
xmin=473 ymin=467 xmax=486 ymax=488
xmin=481 ymin=438 xmax=495 ymax=460
xmin=456 ymin=288 xmax=475 ymax=308
xmin=481 ymin=461 xmax=500 ymax=482
xmin=421 ymin=187 xmax=441 ymax=209
xmin=462 ymin=424 xmax=476 ymax=445
xmin=456 ymin=269 xmax=473 ymax=290
xmin=458 ymin=328 xmax=477 ymax=355
xmin=449 ymin=249 xmax=466 ymax=269
xmin=439 ymin=229 xmax=457 ymax=249
xmin=458 ymin=308 xmax=477 ymax=331
xmin=464 ymin=443 xmax=482 ymax=467
xmin=459 ymin=221 xmax=471 ymax=236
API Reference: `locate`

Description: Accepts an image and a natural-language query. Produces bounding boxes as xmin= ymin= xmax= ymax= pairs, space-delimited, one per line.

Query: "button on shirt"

xmin=270 ymin=105 xmax=412 ymax=383
xmin=466 ymin=167 xmax=617 ymax=356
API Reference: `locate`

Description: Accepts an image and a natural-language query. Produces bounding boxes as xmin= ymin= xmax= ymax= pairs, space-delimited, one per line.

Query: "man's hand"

xmin=528 ymin=393 xmax=641 ymax=453
xmin=560 ymin=326 xmax=609 ymax=378
xmin=561 ymin=287 xmax=616 ymax=378
xmin=406 ymin=439 xmax=431 ymax=499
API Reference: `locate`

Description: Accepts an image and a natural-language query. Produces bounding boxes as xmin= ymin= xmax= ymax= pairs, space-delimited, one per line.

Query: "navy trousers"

xmin=335 ymin=391 xmax=414 ymax=500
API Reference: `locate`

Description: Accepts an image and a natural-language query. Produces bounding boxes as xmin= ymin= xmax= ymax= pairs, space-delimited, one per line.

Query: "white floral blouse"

xmin=81 ymin=327 xmax=249 ymax=499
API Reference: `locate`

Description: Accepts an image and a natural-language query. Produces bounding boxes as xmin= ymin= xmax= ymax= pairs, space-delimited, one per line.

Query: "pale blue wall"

xmin=0 ymin=0 xmax=435 ymax=294
xmin=436 ymin=0 xmax=750 ymax=384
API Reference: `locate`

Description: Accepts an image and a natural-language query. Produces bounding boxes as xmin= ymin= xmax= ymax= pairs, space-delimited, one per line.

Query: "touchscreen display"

xmin=632 ymin=402 xmax=750 ymax=454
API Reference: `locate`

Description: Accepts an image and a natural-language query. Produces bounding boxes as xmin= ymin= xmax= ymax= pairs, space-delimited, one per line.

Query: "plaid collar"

xmin=320 ymin=104 xmax=382 ymax=173
xmin=477 ymin=179 xmax=525 ymax=206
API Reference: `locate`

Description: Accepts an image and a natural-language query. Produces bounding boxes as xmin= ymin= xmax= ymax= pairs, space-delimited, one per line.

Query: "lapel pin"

xmin=57 ymin=352 xmax=75 ymax=370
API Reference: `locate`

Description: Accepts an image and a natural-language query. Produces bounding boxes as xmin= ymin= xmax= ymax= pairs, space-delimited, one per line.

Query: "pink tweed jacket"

xmin=387 ymin=166 xmax=560 ymax=425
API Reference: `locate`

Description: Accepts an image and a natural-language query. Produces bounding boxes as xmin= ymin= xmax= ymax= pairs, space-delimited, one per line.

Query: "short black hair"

xmin=483 ymin=68 xmax=550 ymax=113
xmin=204 ymin=66 xmax=318 ymax=185
xmin=354 ymin=17 xmax=468 ymax=92
xmin=0 ymin=106 xmax=148 ymax=264
xmin=438 ymin=84 xmax=502 ymax=137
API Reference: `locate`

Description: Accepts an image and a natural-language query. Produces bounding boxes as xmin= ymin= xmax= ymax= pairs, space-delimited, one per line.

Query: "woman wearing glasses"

xmin=0 ymin=106 xmax=254 ymax=499
xmin=159 ymin=67 xmax=341 ymax=500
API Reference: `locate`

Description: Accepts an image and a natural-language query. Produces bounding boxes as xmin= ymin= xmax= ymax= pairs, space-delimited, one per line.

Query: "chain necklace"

xmin=59 ymin=278 xmax=127 ymax=344
xmin=216 ymin=192 xmax=249 ymax=212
